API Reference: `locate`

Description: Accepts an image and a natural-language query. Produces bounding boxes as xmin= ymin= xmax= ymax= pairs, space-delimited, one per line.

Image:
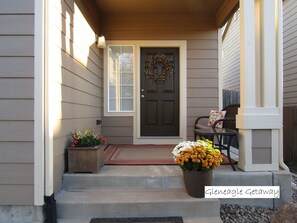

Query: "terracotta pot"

xmin=67 ymin=145 xmax=105 ymax=173
xmin=182 ymin=170 xmax=213 ymax=198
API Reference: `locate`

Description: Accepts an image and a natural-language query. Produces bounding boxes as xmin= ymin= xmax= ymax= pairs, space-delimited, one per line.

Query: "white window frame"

xmin=104 ymin=43 xmax=136 ymax=116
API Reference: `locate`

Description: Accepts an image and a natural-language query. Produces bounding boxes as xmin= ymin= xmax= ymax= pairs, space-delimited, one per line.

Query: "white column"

xmin=276 ymin=0 xmax=289 ymax=171
xmin=239 ymin=0 xmax=256 ymax=109
xmin=237 ymin=0 xmax=281 ymax=171
xmin=44 ymin=0 xmax=58 ymax=197
xmin=260 ymin=0 xmax=276 ymax=107
xmin=237 ymin=0 xmax=256 ymax=171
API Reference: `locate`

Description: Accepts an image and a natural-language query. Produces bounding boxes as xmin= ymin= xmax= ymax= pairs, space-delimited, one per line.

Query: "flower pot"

xmin=182 ymin=170 xmax=213 ymax=198
xmin=67 ymin=145 xmax=105 ymax=173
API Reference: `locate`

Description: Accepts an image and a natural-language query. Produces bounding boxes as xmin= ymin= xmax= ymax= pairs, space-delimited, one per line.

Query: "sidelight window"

xmin=107 ymin=45 xmax=134 ymax=113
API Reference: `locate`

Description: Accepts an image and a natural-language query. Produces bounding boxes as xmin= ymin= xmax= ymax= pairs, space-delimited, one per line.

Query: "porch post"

xmin=237 ymin=0 xmax=282 ymax=171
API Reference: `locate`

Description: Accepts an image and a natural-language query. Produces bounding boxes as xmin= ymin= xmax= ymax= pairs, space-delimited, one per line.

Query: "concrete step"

xmin=56 ymin=188 xmax=220 ymax=219
xmin=63 ymin=165 xmax=184 ymax=191
xmin=62 ymin=165 xmax=292 ymax=208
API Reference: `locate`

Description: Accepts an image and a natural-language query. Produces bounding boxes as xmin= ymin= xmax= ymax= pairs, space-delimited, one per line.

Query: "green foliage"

xmin=71 ymin=129 xmax=106 ymax=147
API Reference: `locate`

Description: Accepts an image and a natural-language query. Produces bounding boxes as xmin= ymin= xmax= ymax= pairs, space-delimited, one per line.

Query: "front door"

xmin=140 ymin=48 xmax=179 ymax=136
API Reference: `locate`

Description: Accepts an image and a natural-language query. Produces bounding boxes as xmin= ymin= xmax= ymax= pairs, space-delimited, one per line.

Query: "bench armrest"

xmin=194 ymin=116 xmax=209 ymax=129
xmin=212 ymin=118 xmax=236 ymax=130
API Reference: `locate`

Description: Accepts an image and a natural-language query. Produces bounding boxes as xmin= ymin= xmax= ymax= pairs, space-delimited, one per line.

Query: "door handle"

xmin=141 ymin=95 xmax=145 ymax=98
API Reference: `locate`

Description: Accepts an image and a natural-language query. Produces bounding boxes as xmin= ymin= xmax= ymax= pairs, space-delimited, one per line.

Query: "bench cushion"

xmin=208 ymin=110 xmax=226 ymax=128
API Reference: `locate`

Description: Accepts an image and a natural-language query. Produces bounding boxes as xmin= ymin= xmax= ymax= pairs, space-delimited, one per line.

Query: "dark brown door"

xmin=140 ymin=48 xmax=179 ymax=136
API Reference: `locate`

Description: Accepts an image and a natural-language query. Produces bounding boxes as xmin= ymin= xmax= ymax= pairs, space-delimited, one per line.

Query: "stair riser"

xmin=63 ymin=175 xmax=184 ymax=190
xmin=57 ymin=200 xmax=220 ymax=219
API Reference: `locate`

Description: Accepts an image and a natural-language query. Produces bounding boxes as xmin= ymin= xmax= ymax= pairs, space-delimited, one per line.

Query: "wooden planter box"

xmin=67 ymin=145 xmax=105 ymax=173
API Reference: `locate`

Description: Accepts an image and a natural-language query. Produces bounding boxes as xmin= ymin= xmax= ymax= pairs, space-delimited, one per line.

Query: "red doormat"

xmin=104 ymin=144 xmax=176 ymax=165
xmin=104 ymin=144 xmax=237 ymax=166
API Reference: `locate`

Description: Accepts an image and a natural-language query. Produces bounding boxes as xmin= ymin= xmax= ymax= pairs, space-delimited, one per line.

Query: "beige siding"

xmin=102 ymin=13 xmax=219 ymax=141
xmin=0 ymin=36 xmax=34 ymax=56
xmin=284 ymin=0 xmax=297 ymax=106
xmin=102 ymin=117 xmax=134 ymax=144
xmin=0 ymin=0 xmax=34 ymax=205
xmin=222 ymin=11 xmax=240 ymax=91
xmin=0 ymin=185 xmax=34 ymax=205
xmin=50 ymin=0 xmax=103 ymax=192
xmin=0 ymin=0 xmax=34 ymax=13
xmin=0 ymin=142 xmax=34 ymax=163
xmin=0 ymin=57 xmax=34 ymax=78
xmin=283 ymin=0 xmax=297 ymax=164
xmin=0 ymin=15 xmax=34 ymax=35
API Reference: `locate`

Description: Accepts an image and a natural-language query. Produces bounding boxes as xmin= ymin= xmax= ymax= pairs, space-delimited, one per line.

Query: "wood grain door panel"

xmin=140 ymin=48 xmax=179 ymax=136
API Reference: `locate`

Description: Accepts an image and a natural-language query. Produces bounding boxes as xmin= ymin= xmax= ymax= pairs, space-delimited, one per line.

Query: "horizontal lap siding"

xmin=283 ymin=0 xmax=297 ymax=164
xmin=222 ymin=11 xmax=240 ymax=92
xmin=102 ymin=13 xmax=218 ymax=141
xmin=284 ymin=0 xmax=297 ymax=106
xmin=51 ymin=0 xmax=103 ymax=192
xmin=187 ymin=38 xmax=218 ymax=139
xmin=0 ymin=0 xmax=34 ymax=205
xmin=102 ymin=117 xmax=134 ymax=144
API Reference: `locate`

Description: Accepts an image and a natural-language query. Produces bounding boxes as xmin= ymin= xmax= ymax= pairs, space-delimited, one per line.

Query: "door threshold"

xmin=139 ymin=136 xmax=182 ymax=139
xmin=133 ymin=137 xmax=183 ymax=145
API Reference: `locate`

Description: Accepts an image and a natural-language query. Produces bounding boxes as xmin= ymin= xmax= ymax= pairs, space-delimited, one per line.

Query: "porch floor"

xmin=103 ymin=144 xmax=239 ymax=166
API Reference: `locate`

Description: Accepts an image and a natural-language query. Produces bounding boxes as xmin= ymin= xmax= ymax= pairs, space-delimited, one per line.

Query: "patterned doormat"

xmin=90 ymin=217 xmax=184 ymax=223
xmin=103 ymin=144 xmax=237 ymax=166
xmin=104 ymin=144 xmax=176 ymax=165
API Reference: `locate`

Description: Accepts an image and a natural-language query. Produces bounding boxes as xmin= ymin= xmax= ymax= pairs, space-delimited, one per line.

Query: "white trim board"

xmin=34 ymin=0 xmax=45 ymax=206
xmin=134 ymin=41 xmax=187 ymax=144
xmin=104 ymin=40 xmax=187 ymax=144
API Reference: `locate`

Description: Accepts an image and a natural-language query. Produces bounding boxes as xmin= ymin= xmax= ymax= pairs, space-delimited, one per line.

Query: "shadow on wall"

xmin=49 ymin=0 xmax=104 ymax=194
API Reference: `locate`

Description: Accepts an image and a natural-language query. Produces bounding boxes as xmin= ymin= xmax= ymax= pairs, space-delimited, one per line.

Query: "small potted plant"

xmin=172 ymin=140 xmax=222 ymax=198
xmin=68 ymin=129 xmax=107 ymax=173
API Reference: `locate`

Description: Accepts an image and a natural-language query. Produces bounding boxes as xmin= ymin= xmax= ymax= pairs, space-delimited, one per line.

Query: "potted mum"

xmin=172 ymin=140 xmax=222 ymax=198
xmin=68 ymin=129 xmax=107 ymax=173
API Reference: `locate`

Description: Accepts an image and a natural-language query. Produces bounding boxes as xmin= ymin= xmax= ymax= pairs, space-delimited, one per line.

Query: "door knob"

xmin=141 ymin=89 xmax=144 ymax=92
xmin=141 ymin=95 xmax=145 ymax=98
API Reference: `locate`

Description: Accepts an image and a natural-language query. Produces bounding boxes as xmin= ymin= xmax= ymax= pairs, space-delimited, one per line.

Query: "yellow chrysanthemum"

xmin=173 ymin=140 xmax=223 ymax=171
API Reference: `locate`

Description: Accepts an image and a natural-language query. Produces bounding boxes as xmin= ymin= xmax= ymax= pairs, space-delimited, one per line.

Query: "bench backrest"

xmin=222 ymin=104 xmax=240 ymax=131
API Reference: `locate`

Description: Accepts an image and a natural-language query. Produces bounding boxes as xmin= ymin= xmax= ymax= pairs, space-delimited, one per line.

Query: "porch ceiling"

xmin=94 ymin=0 xmax=225 ymax=15
xmin=93 ymin=0 xmax=239 ymax=28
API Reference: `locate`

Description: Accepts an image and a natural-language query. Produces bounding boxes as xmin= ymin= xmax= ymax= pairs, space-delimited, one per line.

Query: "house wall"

xmin=221 ymin=10 xmax=240 ymax=108
xmin=283 ymin=0 xmax=297 ymax=106
xmin=102 ymin=117 xmax=134 ymax=144
xmin=101 ymin=13 xmax=219 ymax=142
xmin=283 ymin=0 xmax=297 ymax=163
xmin=50 ymin=0 xmax=103 ymax=192
xmin=0 ymin=0 xmax=35 ymax=205
xmin=222 ymin=11 xmax=240 ymax=92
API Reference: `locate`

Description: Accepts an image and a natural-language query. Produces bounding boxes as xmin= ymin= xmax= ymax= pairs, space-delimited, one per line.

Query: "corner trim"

xmin=34 ymin=0 xmax=45 ymax=206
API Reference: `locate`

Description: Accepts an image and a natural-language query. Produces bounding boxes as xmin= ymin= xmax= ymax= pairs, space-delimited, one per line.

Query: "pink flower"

xmin=99 ymin=135 xmax=107 ymax=144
